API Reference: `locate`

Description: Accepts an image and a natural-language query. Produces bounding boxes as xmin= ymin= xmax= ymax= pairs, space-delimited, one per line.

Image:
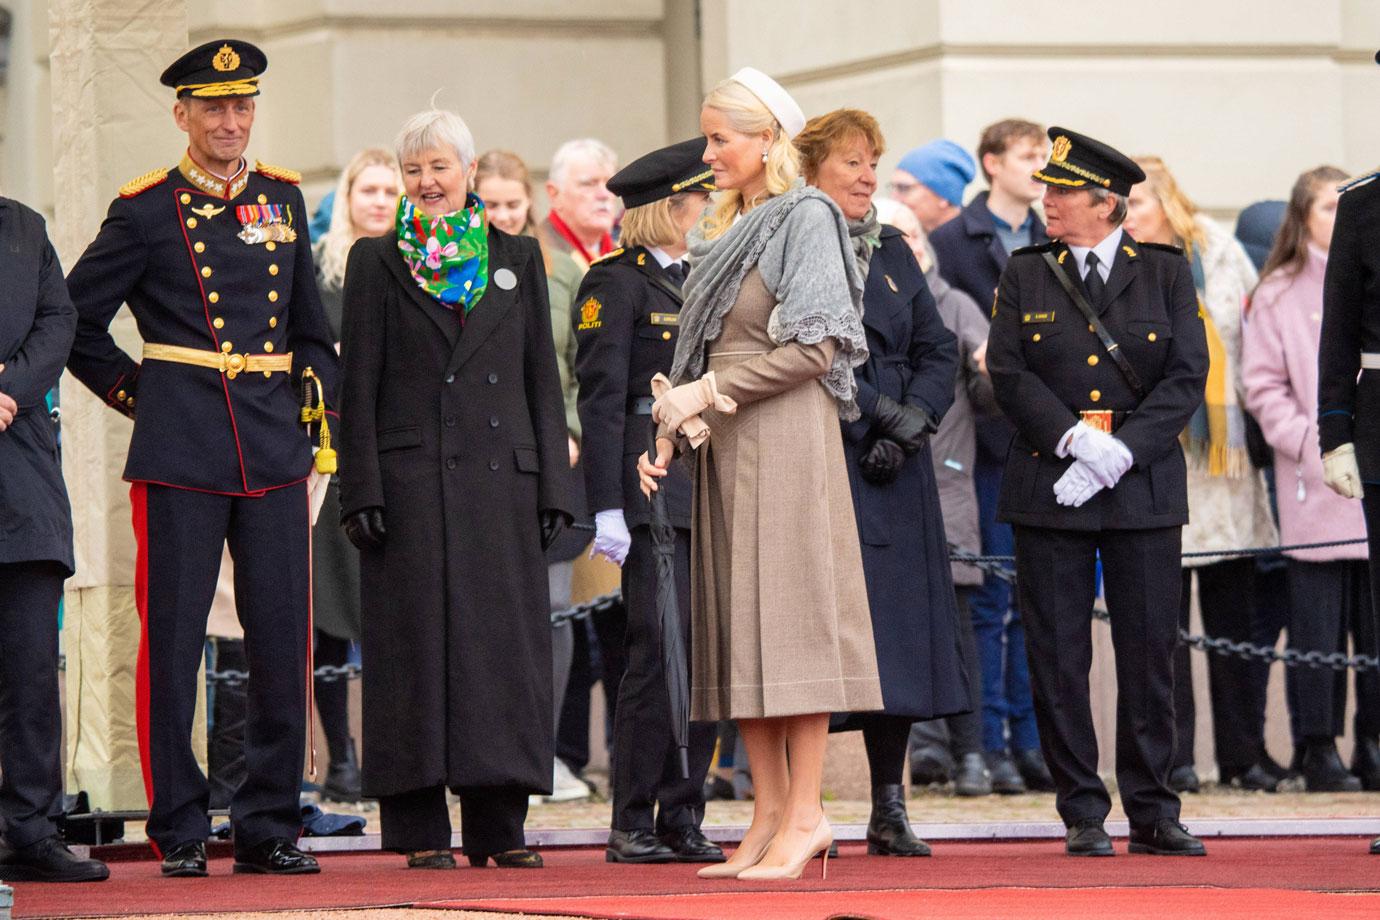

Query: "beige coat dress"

xmin=689 ymin=268 xmax=883 ymax=720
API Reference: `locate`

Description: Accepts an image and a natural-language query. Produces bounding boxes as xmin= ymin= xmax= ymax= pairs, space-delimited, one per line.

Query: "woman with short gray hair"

xmin=337 ymin=108 xmax=577 ymax=869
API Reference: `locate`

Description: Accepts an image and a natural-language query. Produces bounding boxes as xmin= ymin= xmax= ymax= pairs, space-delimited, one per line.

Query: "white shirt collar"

xmin=645 ymin=246 xmax=678 ymax=269
xmin=1066 ymin=226 xmax=1124 ymax=281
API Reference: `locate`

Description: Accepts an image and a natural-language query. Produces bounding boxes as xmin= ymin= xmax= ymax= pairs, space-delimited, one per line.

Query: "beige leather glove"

xmin=1322 ymin=443 xmax=1365 ymax=499
xmin=650 ymin=372 xmax=737 ymax=449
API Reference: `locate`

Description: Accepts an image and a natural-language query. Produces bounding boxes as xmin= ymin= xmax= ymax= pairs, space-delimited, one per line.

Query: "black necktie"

xmin=1083 ymin=251 xmax=1105 ymax=307
xmin=665 ymin=261 xmax=686 ymax=289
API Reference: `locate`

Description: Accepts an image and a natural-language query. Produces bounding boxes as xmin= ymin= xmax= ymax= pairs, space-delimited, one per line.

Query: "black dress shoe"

xmin=1065 ymin=818 xmax=1113 ymax=857
xmin=1013 ymin=748 xmax=1056 ymax=792
xmin=1301 ymin=743 xmax=1363 ymax=792
xmin=406 ymin=849 xmax=456 ymax=869
xmin=469 ymin=849 xmax=543 ymax=868
xmin=160 ymin=840 xmax=208 ymax=878
xmin=233 ymin=838 xmax=320 ymax=874
xmin=1222 ymin=763 xmax=1279 ymax=792
xmin=605 ymin=828 xmax=677 ymax=863
xmin=659 ymin=826 xmax=725 ymax=863
xmin=986 ymin=752 xmax=1027 ymax=795
xmin=953 ymin=752 xmax=992 ymax=797
xmin=1371 ymin=836 xmax=1379 ymax=855
xmin=866 ymin=783 xmax=931 ymax=856
xmin=322 ymin=739 xmax=363 ymax=803
xmin=1168 ymin=765 xmax=1200 ymax=793
xmin=910 ymin=745 xmax=955 ymax=786
xmin=0 ymin=836 xmax=110 ymax=882
xmin=1128 ymin=818 xmax=1205 ymax=856
xmin=1351 ymin=737 xmax=1380 ymax=790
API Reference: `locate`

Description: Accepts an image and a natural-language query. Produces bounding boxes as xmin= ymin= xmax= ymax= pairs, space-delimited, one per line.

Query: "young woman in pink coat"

xmin=1243 ymin=165 xmax=1380 ymax=792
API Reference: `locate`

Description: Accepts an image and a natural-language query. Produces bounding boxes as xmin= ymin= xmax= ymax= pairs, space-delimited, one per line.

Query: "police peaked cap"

xmin=161 ymin=39 xmax=267 ymax=99
xmin=607 ymin=138 xmax=716 ymax=209
xmin=1033 ymin=126 xmax=1145 ymax=197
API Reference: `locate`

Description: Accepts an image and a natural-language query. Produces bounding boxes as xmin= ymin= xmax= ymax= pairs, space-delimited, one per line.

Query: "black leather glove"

xmin=342 ymin=507 xmax=386 ymax=551
xmin=859 ymin=438 xmax=905 ymax=485
xmin=871 ymin=393 xmax=936 ymax=454
xmin=540 ymin=509 xmax=574 ymax=551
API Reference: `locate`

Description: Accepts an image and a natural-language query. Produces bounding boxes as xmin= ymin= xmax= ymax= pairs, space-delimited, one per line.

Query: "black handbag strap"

xmin=1040 ymin=250 xmax=1146 ymax=400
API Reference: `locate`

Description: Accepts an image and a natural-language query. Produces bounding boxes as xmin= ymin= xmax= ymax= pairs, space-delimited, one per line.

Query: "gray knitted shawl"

xmin=671 ymin=182 xmax=868 ymax=420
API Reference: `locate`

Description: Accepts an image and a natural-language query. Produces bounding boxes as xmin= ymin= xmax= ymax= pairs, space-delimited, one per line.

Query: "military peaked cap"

xmin=160 ymin=39 xmax=267 ymax=99
xmin=607 ymin=138 xmax=715 ymax=209
xmin=1033 ymin=126 xmax=1145 ymax=197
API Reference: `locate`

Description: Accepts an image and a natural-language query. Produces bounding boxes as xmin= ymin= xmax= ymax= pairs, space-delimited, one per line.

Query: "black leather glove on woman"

xmin=871 ymin=393 xmax=936 ymax=454
xmin=859 ymin=438 xmax=905 ymax=485
xmin=342 ymin=507 xmax=386 ymax=550
xmin=540 ymin=509 xmax=574 ymax=551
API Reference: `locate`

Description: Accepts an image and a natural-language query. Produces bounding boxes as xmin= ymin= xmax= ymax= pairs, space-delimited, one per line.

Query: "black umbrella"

xmin=648 ymin=421 xmax=692 ymax=779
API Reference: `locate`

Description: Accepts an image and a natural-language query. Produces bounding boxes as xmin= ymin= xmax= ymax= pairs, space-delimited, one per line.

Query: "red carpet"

xmin=9 ymin=838 xmax=1378 ymax=918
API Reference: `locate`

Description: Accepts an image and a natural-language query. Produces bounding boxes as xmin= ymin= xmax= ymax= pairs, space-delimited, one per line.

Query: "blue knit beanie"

xmin=894 ymin=140 xmax=976 ymax=207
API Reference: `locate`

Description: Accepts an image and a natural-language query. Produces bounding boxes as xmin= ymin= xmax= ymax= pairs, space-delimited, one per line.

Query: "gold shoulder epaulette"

xmin=1011 ymin=241 xmax=1054 ymax=257
xmin=591 ymin=247 xmax=625 ymax=265
xmin=119 ymin=167 xmax=169 ymax=199
xmin=1339 ymin=170 xmax=1379 ymax=194
xmin=255 ymin=160 xmax=301 ymax=185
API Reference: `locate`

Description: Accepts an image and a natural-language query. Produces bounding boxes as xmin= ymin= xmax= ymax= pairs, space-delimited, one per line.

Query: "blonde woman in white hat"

xmin=639 ymin=68 xmax=881 ymax=881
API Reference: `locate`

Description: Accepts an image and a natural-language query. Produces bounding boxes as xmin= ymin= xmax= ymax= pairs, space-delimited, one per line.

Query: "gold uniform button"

xmin=180 ymin=193 xmax=191 ymax=204
xmin=222 ymin=341 xmax=234 ymax=353
xmin=213 ymin=317 xmax=225 ymax=329
xmin=1148 ymin=332 xmax=1158 ymax=342
xmin=116 ymin=390 xmax=127 ymax=400
xmin=1032 ymin=333 xmax=1042 ymax=342
xmin=194 ymin=241 xmax=206 ymax=253
xmin=268 ymin=291 xmax=279 ymax=303
xmin=268 ymin=317 xmax=278 ymax=328
xmin=127 ymin=397 xmax=135 ymax=408
xmin=1090 ymin=389 xmax=1102 ymax=402
xmin=265 ymin=241 xmax=277 ymax=252
xmin=201 ymin=266 xmax=212 ymax=278
xmin=1087 ymin=355 xmax=1099 ymax=366
xmin=208 ymin=292 xmax=220 ymax=304
xmin=662 ymin=331 xmax=672 ymax=341
xmin=263 ymin=371 xmax=272 ymax=378
xmin=1088 ymin=324 xmax=1096 ymax=333
xmin=186 ymin=217 xmax=197 ymax=229
xmin=257 ymin=194 xmax=268 ymax=204
xmin=263 ymin=342 xmax=274 ymax=353
xmin=269 ymin=264 xmax=279 ymax=276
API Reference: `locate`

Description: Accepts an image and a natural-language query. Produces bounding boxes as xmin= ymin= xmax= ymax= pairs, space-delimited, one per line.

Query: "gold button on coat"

xmin=269 ymin=317 xmax=278 ymax=328
xmin=1087 ymin=355 xmax=1099 ymax=366
xmin=268 ymin=264 xmax=279 ymax=276
xmin=1032 ymin=333 xmax=1042 ymax=342
xmin=201 ymin=266 xmax=212 ymax=278
xmin=208 ymin=292 xmax=220 ymax=304
xmin=1090 ymin=389 xmax=1101 ymax=402
xmin=186 ymin=217 xmax=197 ymax=229
xmin=265 ymin=241 xmax=276 ymax=252
xmin=213 ymin=317 xmax=224 ymax=329
xmin=180 ymin=193 xmax=191 ymax=204
xmin=268 ymin=291 xmax=278 ymax=303
xmin=194 ymin=241 xmax=206 ymax=253
xmin=1088 ymin=324 xmax=1095 ymax=333
xmin=1148 ymin=332 xmax=1158 ymax=342
xmin=662 ymin=331 xmax=672 ymax=340
xmin=222 ymin=341 xmax=234 ymax=353
xmin=257 ymin=194 xmax=268 ymax=204
xmin=117 ymin=390 xmax=127 ymax=400
xmin=263 ymin=342 xmax=274 ymax=353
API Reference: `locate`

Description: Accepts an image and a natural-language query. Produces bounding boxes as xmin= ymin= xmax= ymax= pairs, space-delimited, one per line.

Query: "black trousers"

xmin=611 ymin=526 xmax=715 ymax=833
xmin=1248 ymin=561 xmax=1298 ymax=748
xmin=1172 ymin=558 xmax=1262 ymax=774
xmin=131 ymin=481 xmax=309 ymax=856
xmin=909 ymin=586 xmax=984 ymax=761
xmin=0 ymin=561 xmax=66 ymax=849
xmin=314 ymin=630 xmax=353 ymax=762
xmin=1286 ymin=558 xmax=1380 ymax=741
xmin=378 ymin=784 xmax=528 ymax=855
xmin=1014 ymin=525 xmax=1181 ymax=829
xmin=557 ymin=599 xmax=627 ymax=774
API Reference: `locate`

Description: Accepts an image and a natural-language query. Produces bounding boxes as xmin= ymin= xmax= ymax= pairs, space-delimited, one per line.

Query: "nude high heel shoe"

xmin=697 ymin=833 xmax=772 ymax=879
xmin=735 ymin=815 xmax=832 ymax=881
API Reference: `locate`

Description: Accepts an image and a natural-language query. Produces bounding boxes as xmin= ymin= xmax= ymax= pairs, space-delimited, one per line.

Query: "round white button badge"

xmin=494 ymin=268 xmax=517 ymax=290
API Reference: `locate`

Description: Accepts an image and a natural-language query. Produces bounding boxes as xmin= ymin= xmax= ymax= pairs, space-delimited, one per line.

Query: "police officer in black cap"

xmin=573 ymin=138 xmax=723 ymax=864
xmin=1318 ymin=50 xmax=1380 ymax=858
xmin=65 ymin=39 xmax=337 ymax=877
xmin=986 ymin=127 xmax=1209 ymax=857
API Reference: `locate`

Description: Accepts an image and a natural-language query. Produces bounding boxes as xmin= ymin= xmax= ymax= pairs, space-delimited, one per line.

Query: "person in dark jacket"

xmin=928 ymin=118 xmax=1054 ymax=794
xmin=337 ymin=107 xmax=576 ymax=870
xmin=797 ymin=110 xmax=969 ymax=857
xmin=987 ymin=127 xmax=1209 ymax=858
xmin=574 ymin=139 xmax=721 ymax=865
xmin=0 ymin=197 xmax=108 ymax=884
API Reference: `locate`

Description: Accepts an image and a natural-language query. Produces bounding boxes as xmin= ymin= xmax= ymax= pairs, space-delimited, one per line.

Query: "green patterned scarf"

xmin=396 ymin=193 xmax=489 ymax=314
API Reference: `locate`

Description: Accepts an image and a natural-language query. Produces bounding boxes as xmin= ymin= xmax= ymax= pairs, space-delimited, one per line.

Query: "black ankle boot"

xmin=1351 ymin=737 xmax=1380 ymax=790
xmin=866 ymin=783 xmax=931 ymax=857
xmin=1301 ymin=740 xmax=1362 ymax=792
xmin=322 ymin=738 xmax=363 ymax=802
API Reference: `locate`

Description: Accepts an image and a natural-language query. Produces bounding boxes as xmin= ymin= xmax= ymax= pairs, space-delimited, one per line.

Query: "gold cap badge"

xmin=1051 ymin=135 xmax=1072 ymax=165
xmin=213 ymin=44 xmax=241 ymax=72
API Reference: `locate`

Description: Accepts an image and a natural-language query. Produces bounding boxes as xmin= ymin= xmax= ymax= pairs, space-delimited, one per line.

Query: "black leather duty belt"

xmin=627 ymin=396 xmax=656 ymax=416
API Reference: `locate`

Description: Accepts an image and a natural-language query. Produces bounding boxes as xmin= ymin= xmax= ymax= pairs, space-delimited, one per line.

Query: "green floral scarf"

xmin=396 ymin=193 xmax=489 ymax=314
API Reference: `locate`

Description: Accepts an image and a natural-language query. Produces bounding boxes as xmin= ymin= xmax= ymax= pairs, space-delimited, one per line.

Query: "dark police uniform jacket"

xmin=1320 ymin=171 xmax=1380 ymax=483
xmin=0 ymin=198 xmax=76 ymax=573
xmin=986 ymin=235 xmax=1208 ymax=530
xmin=573 ymin=245 xmax=691 ymax=530
xmin=65 ymin=157 xmax=339 ymax=495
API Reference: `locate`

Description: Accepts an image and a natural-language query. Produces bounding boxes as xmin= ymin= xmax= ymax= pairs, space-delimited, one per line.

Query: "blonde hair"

xmin=619 ymin=192 xmax=703 ymax=250
xmin=1132 ymin=155 xmax=1207 ymax=256
xmin=699 ymin=77 xmax=801 ymax=240
xmin=315 ymin=147 xmax=401 ymax=290
xmin=474 ymin=149 xmax=537 ymax=235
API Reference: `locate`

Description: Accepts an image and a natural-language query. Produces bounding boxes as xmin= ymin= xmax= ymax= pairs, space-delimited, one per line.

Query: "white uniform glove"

xmin=1061 ymin=421 xmax=1134 ymax=489
xmin=1053 ymin=460 xmax=1104 ymax=508
xmin=591 ymin=508 xmax=632 ymax=566
xmin=1322 ymin=443 xmax=1365 ymax=499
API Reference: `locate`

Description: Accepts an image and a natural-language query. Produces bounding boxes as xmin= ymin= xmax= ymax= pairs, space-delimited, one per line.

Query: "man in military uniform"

xmin=1318 ymin=50 xmax=1380 ymax=857
xmin=986 ymin=128 xmax=1209 ymax=857
xmin=573 ymin=139 xmax=722 ymax=864
xmin=65 ymin=39 xmax=337 ymax=877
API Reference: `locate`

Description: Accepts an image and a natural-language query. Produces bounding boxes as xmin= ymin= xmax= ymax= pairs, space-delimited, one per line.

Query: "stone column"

xmin=50 ymin=0 xmax=192 ymax=811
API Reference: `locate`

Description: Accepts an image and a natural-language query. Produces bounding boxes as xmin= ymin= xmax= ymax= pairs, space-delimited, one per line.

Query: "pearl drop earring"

xmin=761 ymin=148 xmax=769 ymax=163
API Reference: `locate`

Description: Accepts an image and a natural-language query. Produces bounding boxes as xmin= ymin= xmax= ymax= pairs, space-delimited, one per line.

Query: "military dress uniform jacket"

xmin=65 ymin=160 xmax=339 ymax=495
xmin=986 ymin=236 xmax=1208 ymax=530
xmin=573 ymin=245 xmax=691 ymax=530
xmin=1320 ymin=173 xmax=1380 ymax=483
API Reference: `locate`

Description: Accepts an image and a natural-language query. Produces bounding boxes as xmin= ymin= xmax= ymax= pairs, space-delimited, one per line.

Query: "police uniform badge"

xmin=577 ymin=296 xmax=603 ymax=331
xmin=237 ymin=203 xmax=297 ymax=245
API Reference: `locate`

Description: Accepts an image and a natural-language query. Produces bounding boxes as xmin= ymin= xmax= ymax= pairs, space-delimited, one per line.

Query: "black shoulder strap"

xmin=633 ymin=260 xmax=685 ymax=306
xmin=1040 ymin=250 xmax=1146 ymax=400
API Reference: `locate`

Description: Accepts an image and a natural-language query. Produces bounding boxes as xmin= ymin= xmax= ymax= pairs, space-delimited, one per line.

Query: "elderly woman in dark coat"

xmin=797 ymin=110 xmax=970 ymax=857
xmin=338 ymin=109 xmax=576 ymax=870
